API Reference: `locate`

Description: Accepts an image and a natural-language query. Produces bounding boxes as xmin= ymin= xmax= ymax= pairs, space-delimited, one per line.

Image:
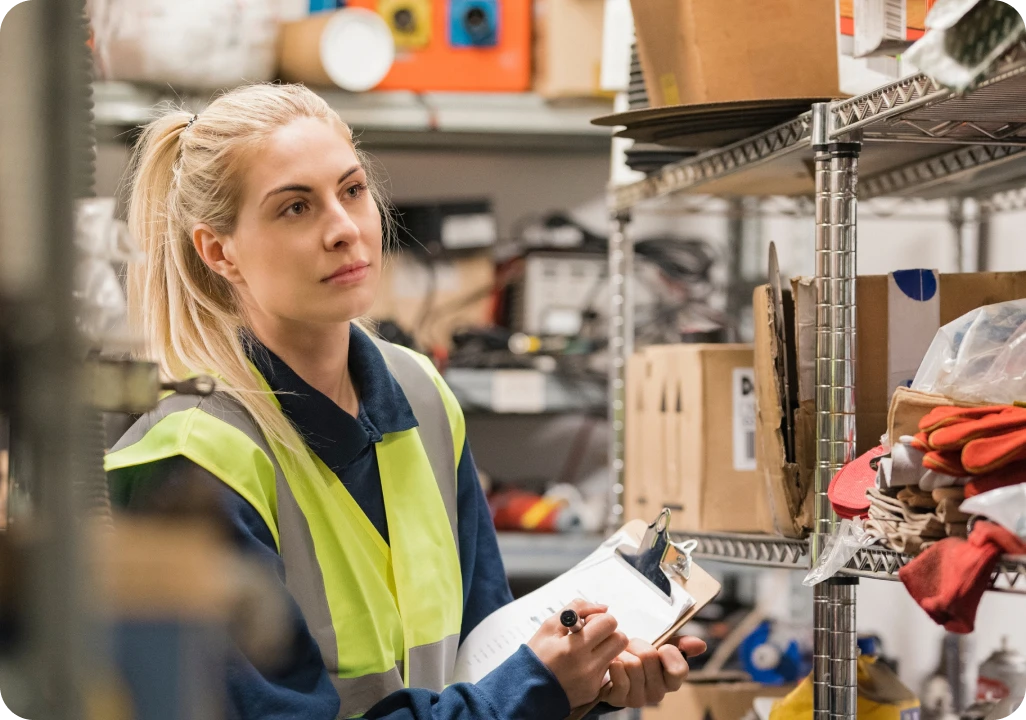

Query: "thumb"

xmin=676 ymin=636 xmax=708 ymax=659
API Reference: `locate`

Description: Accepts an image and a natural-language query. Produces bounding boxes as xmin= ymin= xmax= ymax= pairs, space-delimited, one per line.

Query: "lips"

xmin=323 ymin=261 xmax=370 ymax=285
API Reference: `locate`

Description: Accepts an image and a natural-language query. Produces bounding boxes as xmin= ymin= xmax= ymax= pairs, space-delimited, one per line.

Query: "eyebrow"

xmin=262 ymin=166 xmax=364 ymax=204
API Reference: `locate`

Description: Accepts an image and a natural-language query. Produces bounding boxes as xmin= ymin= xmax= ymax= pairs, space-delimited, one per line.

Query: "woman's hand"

xmin=527 ymin=599 xmax=629 ymax=709
xmin=600 ymin=636 xmax=708 ymax=708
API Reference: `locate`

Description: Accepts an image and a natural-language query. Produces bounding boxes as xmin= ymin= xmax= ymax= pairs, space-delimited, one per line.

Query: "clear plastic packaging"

xmin=961 ymin=486 xmax=1026 ymax=539
xmin=911 ymin=299 xmax=1026 ymax=405
xmin=88 ymin=0 xmax=281 ymax=89
xmin=803 ymin=519 xmax=879 ymax=587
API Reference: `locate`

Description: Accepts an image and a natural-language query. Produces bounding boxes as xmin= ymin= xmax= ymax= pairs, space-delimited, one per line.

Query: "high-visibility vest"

xmin=105 ymin=341 xmax=465 ymax=719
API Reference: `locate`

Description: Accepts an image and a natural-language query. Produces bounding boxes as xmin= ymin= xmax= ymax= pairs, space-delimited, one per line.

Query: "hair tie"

xmin=186 ymin=114 xmax=198 ymax=129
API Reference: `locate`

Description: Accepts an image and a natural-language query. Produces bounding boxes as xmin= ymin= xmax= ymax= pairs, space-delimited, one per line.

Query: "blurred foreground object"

xmin=906 ymin=0 xmax=1026 ymax=92
xmin=88 ymin=0 xmax=280 ymax=88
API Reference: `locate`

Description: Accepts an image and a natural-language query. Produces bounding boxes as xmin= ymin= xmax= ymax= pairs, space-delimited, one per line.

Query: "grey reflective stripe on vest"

xmin=371 ymin=339 xmax=458 ymax=550
xmin=336 ymin=666 xmax=405 ymax=718
xmin=407 ymin=633 xmax=460 ymax=690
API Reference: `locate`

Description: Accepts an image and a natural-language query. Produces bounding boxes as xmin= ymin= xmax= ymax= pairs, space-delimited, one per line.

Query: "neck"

xmin=248 ymin=313 xmax=358 ymax=415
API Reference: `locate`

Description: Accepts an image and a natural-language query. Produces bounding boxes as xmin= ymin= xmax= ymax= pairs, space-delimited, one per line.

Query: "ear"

xmin=192 ymin=223 xmax=244 ymax=284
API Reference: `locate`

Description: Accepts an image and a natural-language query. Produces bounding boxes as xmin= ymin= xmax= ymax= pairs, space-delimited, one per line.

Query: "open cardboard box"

xmin=624 ymin=344 xmax=777 ymax=534
xmin=755 ymin=270 xmax=1026 ymax=536
xmin=643 ymin=678 xmax=794 ymax=720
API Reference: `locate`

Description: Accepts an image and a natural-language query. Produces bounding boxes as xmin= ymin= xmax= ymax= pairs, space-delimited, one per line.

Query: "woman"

xmin=105 ymin=84 xmax=705 ymax=720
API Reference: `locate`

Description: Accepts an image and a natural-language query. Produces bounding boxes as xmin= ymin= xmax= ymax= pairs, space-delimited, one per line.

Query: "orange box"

xmin=346 ymin=0 xmax=531 ymax=92
xmin=839 ymin=0 xmax=935 ymax=43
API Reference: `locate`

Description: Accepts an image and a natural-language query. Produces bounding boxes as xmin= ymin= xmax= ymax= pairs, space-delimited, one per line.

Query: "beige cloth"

xmin=866 ymin=487 xmax=945 ymax=554
xmin=897 ymin=486 xmax=938 ymax=510
xmin=945 ymin=522 xmax=969 ymax=539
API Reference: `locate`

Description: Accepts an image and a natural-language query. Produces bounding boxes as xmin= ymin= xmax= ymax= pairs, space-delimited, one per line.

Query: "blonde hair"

xmin=126 ymin=83 xmax=386 ymax=450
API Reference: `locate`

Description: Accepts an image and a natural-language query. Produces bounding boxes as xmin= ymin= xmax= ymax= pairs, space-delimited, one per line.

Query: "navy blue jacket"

xmin=108 ymin=327 xmax=572 ymax=720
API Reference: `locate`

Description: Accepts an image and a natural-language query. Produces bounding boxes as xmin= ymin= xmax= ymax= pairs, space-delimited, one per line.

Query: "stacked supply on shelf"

xmin=751 ymin=267 xmax=1026 ymax=541
xmin=815 ymin=299 xmax=1026 ymax=634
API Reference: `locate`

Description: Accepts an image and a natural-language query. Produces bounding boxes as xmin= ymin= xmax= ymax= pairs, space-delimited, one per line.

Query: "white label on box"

xmin=492 ymin=370 xmax=546 ymax=414
xmin=887 ymin=270 xmax=940 ymax=402
xmin=733 ymin=368 xmax=757 ymax=472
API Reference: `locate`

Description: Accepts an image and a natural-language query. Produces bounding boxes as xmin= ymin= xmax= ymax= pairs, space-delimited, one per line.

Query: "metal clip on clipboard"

xmin=615 ymin=508 xmax=698 ymax=599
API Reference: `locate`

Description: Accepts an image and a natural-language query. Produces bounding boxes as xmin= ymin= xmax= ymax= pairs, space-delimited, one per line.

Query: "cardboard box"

xmin=628 ymin=0 xmax=841 ymax=107
xmin=793 ymin=271 xmax=1026 ymax=482
xmin=752 ymin=285 xmax=808 ymax=538
xmin=643 ymin=680 xmax=793 ymax=720
xmin=624 ymin=344 xmax=777 ymax=534
xmin=533 ymin=0 xmax=611 ymax=98
xmin=368 ymin=251 xmax=495 ymax=350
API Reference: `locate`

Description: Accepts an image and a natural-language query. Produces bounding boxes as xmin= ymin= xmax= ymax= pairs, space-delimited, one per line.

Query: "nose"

xmin=323 ymin=197 xmax=360 ymax=250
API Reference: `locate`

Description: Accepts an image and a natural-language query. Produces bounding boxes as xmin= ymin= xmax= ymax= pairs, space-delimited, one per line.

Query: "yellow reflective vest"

xmin=105 ymin=341 xmax=465 ymax=719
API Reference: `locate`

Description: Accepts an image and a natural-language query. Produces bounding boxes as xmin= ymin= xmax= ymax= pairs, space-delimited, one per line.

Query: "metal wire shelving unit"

xmin=608 ymin=39 xmax=1026 ymax=720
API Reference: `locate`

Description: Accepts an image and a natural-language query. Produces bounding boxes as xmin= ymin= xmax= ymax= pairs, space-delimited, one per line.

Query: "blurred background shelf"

xmin=445 ymin=367 xmax=606 ymax=415
xmin=496 ymin=531 xmax=603 ymax=580
xmin=92 ymin=81 xmax=615 ymax=152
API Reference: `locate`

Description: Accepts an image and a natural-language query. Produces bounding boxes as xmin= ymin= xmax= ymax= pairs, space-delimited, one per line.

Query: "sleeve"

xmin=111 ymin=453 xmax=572 ymax=720
xmin=111 ymin=456 xmax=342 ymax=720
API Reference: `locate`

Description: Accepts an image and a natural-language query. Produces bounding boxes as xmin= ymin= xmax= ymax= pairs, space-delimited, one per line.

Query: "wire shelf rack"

xmin=673 ymin=532 xmax=810 ymax=570
xmin=611 ymin=39 xmax=1026 ymax=208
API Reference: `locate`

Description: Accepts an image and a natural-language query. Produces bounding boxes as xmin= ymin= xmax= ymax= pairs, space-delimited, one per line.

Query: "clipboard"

xmin=565 ymin=510 xmax=722 ymax=720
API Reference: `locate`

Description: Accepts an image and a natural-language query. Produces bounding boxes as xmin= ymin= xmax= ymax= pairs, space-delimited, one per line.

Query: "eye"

xmin=344 ymin=183 xmax=367 ymax=200
xmin=283 ymin=200 xmax=308 ymax=217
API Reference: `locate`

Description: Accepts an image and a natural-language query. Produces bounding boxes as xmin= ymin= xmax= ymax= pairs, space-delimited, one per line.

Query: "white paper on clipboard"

xmin=452 ymin=535 xmax=696 ymax=684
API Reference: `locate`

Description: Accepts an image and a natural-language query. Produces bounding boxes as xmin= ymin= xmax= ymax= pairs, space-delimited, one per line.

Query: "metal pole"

xmin=812 ymin=102 xmax=861 ymax=720
xmin=949 ymin=198 xmax=966 ymax=272
xmin=725 ymin=198 xmax=745 ymax=341
xmin=976 ymin=203 xmax=992 ymax=272
xmin=607 ymin=211 xmax=633 ymax=530
xmin=0 ymin=0 xmax=93 ymax=717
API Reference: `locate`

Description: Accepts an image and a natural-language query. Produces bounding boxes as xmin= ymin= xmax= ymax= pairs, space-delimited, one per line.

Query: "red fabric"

xmin=962 ymin=426 xmax=1026 ymax=474
xmin=899 ymin=521 xmax=1026 ymax=633
xmin=919 ymin=405 xmax=1008 ymax=434
xmin=923 ymin=448 xmax=968 ymax=476
xmin=965 ymin=464 xmax=1026 ymax=498
xmin=828 ymin=445 xmax=886 ymax=519
xmin=928 ymin=407 xmax=1026 ymax=451
xmin=910 ymin=432 xmax=932 ymax=453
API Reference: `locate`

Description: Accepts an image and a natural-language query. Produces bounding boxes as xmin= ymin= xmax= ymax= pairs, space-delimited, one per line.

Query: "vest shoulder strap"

xmin=371 ymin=339 xmax=462 ymax=548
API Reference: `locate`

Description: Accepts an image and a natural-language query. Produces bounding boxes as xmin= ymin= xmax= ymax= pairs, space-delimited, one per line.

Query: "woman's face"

xmin=218 ymin=117 xmax=383 ymax=327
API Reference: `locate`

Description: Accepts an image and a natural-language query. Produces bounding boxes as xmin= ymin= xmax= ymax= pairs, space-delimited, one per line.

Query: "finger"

xmin=657 ymin=644 xmax=689 ymax=691
xmin=580 ymin=612 xmax=619 ymax=649
xmin=601 ymin=660 xmax=631 ymax=707
xmin=676 ymin=636 xmax=708 ymax=659
xmin=630 ymin=642 xmax=666 ymax=705
xmin=594 ymin=630 xmax=631 ymax=665
xmin=566 ymin=599 xmax=609 ymax=618
xmin=622 ymin=652 xmax=647 ymax=708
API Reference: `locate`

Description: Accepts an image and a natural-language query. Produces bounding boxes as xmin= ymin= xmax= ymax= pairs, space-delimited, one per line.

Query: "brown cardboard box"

xmin=793 ymin=271 xmax=1026 ymax=484
xmin=624 ymin=344 xmax=776 ymax=534
xmin=643 ymin=680 xmax=793 ymax=720
xmin=368 ymin=251 xmax=495 ymax=350
xmin=629 ymin=0 xmax=841 ymax=107
xmin=533 ymin=0 xmax=610 ymax=99
xmin=752 ymin=285 xmax=808 ymax=538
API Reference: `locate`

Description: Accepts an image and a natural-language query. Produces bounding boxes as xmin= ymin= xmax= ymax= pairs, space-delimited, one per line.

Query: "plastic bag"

xmin=803 ymin=519 xmax=879 ymax=586
xmin=912 ymin=299 xmax=1026 ymax=405
xmin=88 ymin=0 xmax=281 ymax=89
xmin=960 ymin=485 xmax=1026 ymax=539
